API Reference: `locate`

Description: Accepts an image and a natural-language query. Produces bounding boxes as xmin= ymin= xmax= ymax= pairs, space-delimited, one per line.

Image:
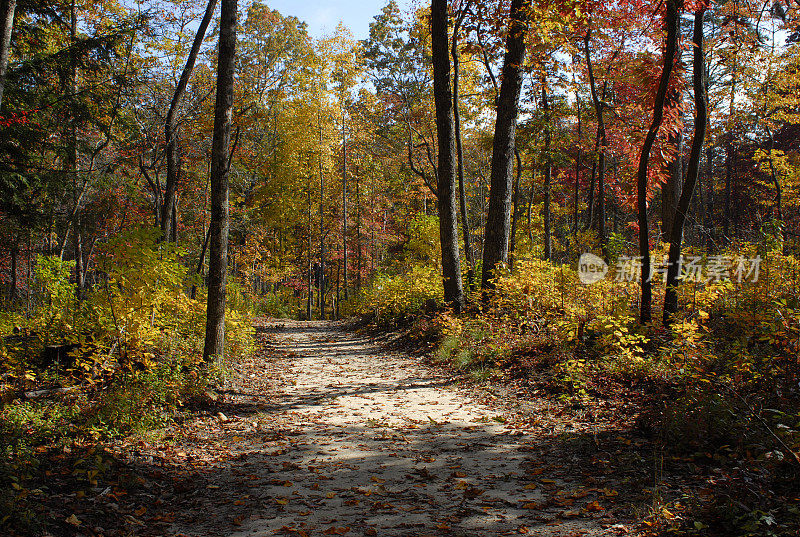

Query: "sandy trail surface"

xmin=155 ymin=319 xmax=632 ymax=537
xmin=116 ymin=319 xmax=644 ymax=536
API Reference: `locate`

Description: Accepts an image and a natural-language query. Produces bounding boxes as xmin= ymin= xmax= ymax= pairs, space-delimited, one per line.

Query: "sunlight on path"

xmin=223 ymin=320 xmax=624 ymax=537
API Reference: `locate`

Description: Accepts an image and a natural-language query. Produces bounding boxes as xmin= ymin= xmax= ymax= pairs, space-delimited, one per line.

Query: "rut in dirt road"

xmin=174 ymin=319 xmax=635 ymax=537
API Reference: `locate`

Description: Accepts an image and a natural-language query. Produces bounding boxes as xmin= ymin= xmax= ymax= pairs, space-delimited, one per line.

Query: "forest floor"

xmin=37 ymin=319 xmax=671 ymax=537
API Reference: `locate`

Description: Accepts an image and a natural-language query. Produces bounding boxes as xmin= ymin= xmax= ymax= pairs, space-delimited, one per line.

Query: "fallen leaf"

xmin=66 ymin=514 xmax=81 ymax=526
xmin=585 ymin=500 xmax=604 ymax=512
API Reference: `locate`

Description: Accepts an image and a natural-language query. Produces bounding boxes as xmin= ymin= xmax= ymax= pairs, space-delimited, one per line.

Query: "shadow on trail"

xmin=113 ymin=320 xmax=662 ymax=537
xmin=122 ymin=419 xmax=654 ymax=537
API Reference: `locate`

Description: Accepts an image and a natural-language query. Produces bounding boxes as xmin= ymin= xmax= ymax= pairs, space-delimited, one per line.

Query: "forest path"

xmin=150 ymin=319 xmax=639 ymax=537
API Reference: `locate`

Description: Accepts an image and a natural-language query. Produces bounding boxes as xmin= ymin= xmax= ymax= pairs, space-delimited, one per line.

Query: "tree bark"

xmin=356 ymin=165 xmax=362 ymax=292
xmin=452 ymin=2 xmax=475 ymax=291
xmin=0 ymin=0 xmax=16 ymax=107
xmin=307 ymin=178 xmax=313 ymax=320
xmin=163 ymin=0 xmax=218 ymax=242
xmin=9 ymin=243 xmax=17 ymax=302
xmin=342 ymin=109 xmax=348 ymax=301
xmin=431 ymin=0 xmax=464 ymax=311
xmin=573 ymin=88 xmax=582 ymax=233
xmin=481 ymin=0 xmax=530 ymax=290
xmin=636 ymin=0 xmax=679 ymax=324
xmin=584 ymin=33 xmax=607 ymax=251
xmin=661 ymin=131 xmax=683 ymax=241
xmin=203 ymin=0 xmax=237 ymax=362
xmin=541 ymin=78 xmax=552 ymax=261
xmin=664 ymin=8 xmax=707 ymax=324
xmin=318 ymin=113 xmax=326 ymax=320
xmin=509 ymin=148 xmax=522 ymax=268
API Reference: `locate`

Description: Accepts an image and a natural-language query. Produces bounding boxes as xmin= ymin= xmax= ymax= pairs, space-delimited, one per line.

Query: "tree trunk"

xmin=0 ymin=0 xmax=16 ymax=106
xmin=190 ymin=225 xmax=211 ymax=299
xmin=431 ymin=0 xmax=464 ymax=311
xmin=342 ymin=109 xmax=348 ymax=301
xmin=765 ymin=127 xmax=787 ymax=252
xmin=452 ymin=4 xmax=475 ymax=291
xmin=318 ymin=114 xmax=326 ymax=320
xmin=307 ymin=179 xmax=313 ymax=320
xmin=9 ymin=243 xmax=17 ymax=302
xmin=636 ymin=0 xmax=679 ymax=324
xmin=527 ymin=170 xmax=535 ymax=243
xmin=541 ymin=78 xmax=552 ymax=261
xmin=74 ymin=220 xmax=84 ymax=296
xmin=163 ymin=0 xmax=218 ymax=242
xmin=704 ymin=146 xmax=714 ymax=250
xmin=584 ymin=33 xmax=607 ymax=251
xmin=203 ymin=0 xmax=237 ymax=362
xmin=481 ymin=0 xmax=530 ymax=290
xmin=664 ymin=8 xmax=707 ymax=324
xmin=509 ymin=148 xmax=522 ymax=269
xmin=661 ymin=131 xmax=683 ymax=241
xmin=573 ymin=89 xmax=582 ymax=233
xmin=66 ymin=0 xmax=82 ymax=293
xmin=356 ymin=166 xmax=362 ymax=292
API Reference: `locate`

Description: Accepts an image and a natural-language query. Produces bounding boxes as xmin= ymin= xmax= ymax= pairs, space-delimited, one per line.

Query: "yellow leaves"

xmin=65 ymin=514 xmax=82 ymax=526
xmin=585 ymin=500 xmax=604 ymax=512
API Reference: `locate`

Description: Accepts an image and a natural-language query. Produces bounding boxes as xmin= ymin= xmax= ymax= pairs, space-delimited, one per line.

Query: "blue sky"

xmin=264 ymin=0 xmax=413 ymax=40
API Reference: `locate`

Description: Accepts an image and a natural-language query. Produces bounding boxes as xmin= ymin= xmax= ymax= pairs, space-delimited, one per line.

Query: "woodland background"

xmin=1 ymin=0 xmax=799 ymax=535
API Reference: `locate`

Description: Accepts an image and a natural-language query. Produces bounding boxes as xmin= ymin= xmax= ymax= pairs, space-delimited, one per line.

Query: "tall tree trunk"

xmin=541 ymin=78 xmax=552 ymax=261
xmin=356 ymin=166 xmax=362 ymax=292
xmin=704 ymin=146 xmax=714 ymax=250
xmin=509 ymin=148 xmax=522 ymax=269
xmin=664 ymin=8 xmax=707 ymax=324
xmin=584 ymin=33 xmax=607 ymax=251
xmin=203 ymin=0 xmax=237 ymax=362
xmin=307 ymin=180 xmax=313 ymax=320
xmin=481 ymin=0 xmax=531 ymax=290
xmin=8 ymin=242 xmax=17 ymax=302
xmin=74 ymin=218 xmax=84 ymax=296
xmin=661 ymin=39 xmax=684 ymax=243
xmin=573 ymin=90 xmax=582 ymax=233
xmin=190 ymin=225 xmax=211 ymax=299
xmin=163 ymin=0 xmax=218 ymax=242
xmin=431 ymin=0 xmax=464 ymax=311
xmin=67 ymin=0 xmax=81 ymax=291
xmin=318 ymin=114 xmax=326 ymax=320
xmin=765 ymin=127 xmax=787 ymax=252
xmin=527 ymin=170 xmax=535 ymax=243
xmin=661 ymin=131 xmax=683 ymax=241
xmin=342 ymin=109 xmax=348 ymax=301
xmin=0 ymin=0 xmax=16 ymax=106
xmin=636 ymin=0 xmax=679 ymax=324
xmin=452 ymin=3 xmax=475 ymax=291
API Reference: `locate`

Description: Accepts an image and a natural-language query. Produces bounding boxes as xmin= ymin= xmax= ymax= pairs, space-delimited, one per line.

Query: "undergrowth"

xmin=0 ymin=227 xmax=254 ymax=534
xmin=354 ymin=243 xmax=800 ymax=536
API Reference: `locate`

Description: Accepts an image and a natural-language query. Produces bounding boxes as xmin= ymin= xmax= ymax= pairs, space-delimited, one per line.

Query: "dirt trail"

xmin=133 ymin=320 xmax=642 ymax=536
